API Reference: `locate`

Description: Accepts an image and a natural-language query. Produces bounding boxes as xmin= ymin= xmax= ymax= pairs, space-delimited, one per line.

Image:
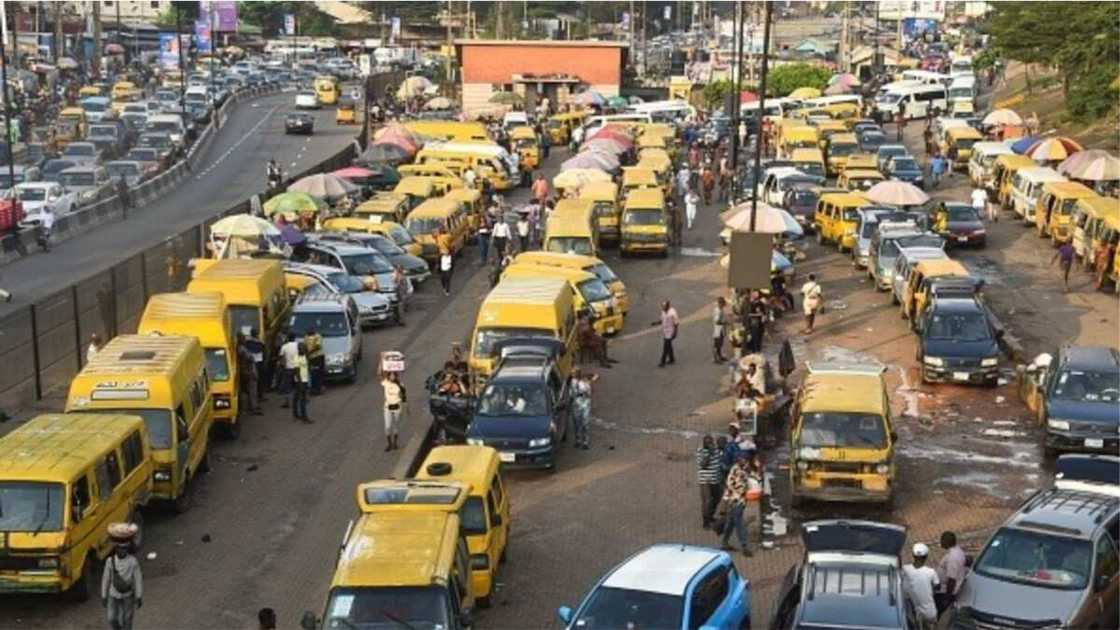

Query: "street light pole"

xmin=175 ymin=3 xmax=185 ymax=112
xmin=0 ymin=19 xmax=15 ymax=199
xmin=749 ymin=0 xmax=772 ymax=232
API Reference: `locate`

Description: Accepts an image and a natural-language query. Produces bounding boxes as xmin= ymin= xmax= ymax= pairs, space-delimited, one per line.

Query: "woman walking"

xmin=380 ymin=370 xmax=405 ymax=451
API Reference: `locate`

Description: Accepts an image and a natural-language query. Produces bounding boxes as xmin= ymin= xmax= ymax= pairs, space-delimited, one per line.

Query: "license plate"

xmin=498 ymin=452 xmax=516 ymax=463
xmin=953 ymin=372 xmax=970 ymax=381
xmin=1085 ymin=438 xmax=1104 ymax=449
xmin=957 ymin=236 xmax=969 ymax=243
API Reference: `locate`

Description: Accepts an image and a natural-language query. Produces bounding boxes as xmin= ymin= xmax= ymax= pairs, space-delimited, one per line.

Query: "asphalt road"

xmin=0 ymin=90 xmax=357 ymax=316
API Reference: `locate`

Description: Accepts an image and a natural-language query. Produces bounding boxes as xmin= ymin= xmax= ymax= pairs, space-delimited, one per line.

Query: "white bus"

xmin=948 ymin=76 xmax=977 ymax=106
xmin=627 ymin=100 xmax=696 ymax=123
xmin=950 ymin=56 xmax=974 ymax=75
xmin=582 ymin=113 xmax=653 ymax=137
xmin=875 ymin=84 xmax=948 ymax=119
xmin=900 ymin=69 xmax=952 ymax=87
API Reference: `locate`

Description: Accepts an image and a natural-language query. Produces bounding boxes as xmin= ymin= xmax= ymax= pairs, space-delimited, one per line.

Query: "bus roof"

xmin=77 ymin=334 xmax=198 ymax=378
xmin=579 ymin=181 xmax=619 ymax=200
xmin=914 ymin=259 xmax=970 ymax=278
xmin=624 ymin=188 xmax=665 ymax=209
xmin=801 ymin=371 xmax=887 ymax=415
xmin=0 ymin=413 xmax=146 ymax=483
xmin=408 ymin=197 xmax=459 ymax=219
xmin=332 ymin=511 xmax=459 ymax=588
xmin=417 ymin=445 xmax=500 ymax=493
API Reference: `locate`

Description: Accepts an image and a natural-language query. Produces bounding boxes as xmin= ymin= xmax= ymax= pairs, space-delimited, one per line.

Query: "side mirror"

xmin=490 ymin=513 xmax=503 ymax=527
xmin=299 ymin=611 xmax=317 ymax=630
xmin=1095 ymin=574 xmax=1110 ymax=593
xmin=890 ymin=432 xmax=899 ymax=442
xmin=557 ymin=606 xmax=574 ymax=625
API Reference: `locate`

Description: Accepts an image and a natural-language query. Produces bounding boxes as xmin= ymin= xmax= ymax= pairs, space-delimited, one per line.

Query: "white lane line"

xmin=290 ymin=162 xmax=298 ymax=167
xmin=204 ymin=104 xmax=280 ymax=173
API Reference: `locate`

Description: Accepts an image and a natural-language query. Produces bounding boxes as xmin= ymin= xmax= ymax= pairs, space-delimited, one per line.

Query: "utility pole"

xmin=730 ymin=1 xmax=744 ymax=171
xmin=873 ymin=1 xmax=881 ymax=76
xmin=628 ymin=0 xmax=635 ymax=72
xmin=840 ymin=1 xmax=850 ymax=72
xmin=175 ymin=4 xmax=185 ymax=112
xmin=749 ymin=0 xmax=772 ymax=231
xmin=0 ymin=12 xmax=14 ymax=194
xmin=91 ymin=1 xmax=101 ymax=78
xmin=53 ymin=2 xmax=62 ymax=63
xmin=639 ymin=3 xmax=647 ymax=77
xmin=445 ymin=0 xmax=453 ymax=84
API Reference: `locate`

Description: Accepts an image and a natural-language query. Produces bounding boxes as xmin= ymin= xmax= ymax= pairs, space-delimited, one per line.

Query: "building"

xmin=91 ymin=1 xmax=174 ymax=25
xmin=454 ymin=39 xmax=628 ymax=115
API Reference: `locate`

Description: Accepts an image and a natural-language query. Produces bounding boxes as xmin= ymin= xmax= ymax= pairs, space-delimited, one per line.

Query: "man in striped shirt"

xmin=696 ymin=435 xmax=723 ymax=529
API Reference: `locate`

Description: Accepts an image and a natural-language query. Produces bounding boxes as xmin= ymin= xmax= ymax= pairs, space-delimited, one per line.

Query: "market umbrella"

xmin=828 ymin=72 xmax=860 ymax=88
xmin=719 ymin=202 xmax=795 ymax=234
xmin=581 ymin=138 xmax=628 ymax=155
xmin=279 ymin=224 xmax=306 ymax=246
xmin=288 ymin=173 xmax=359 ymax=201
xmin=355 ymin=143 xmax=411 ymax=166
xmin=1010 ymin=135 xmax=1042 ymax=155
xmin=104 ymin=43 xmax=125 ymax=54
xmin=587 ymin=126 xmax=633 ymax=148
xmin=864 ymin=181 xmax=930 ymax=206
xmin=574 ymin=90 xmax=606 ymax=106
xmin=560 ymin=151 xmax=619 ymax=172
xmin=57 ymin=57 xmax=78 ymax=70
xmin=739 ymin=90 xmax=758 ymax=104
xmin=489 ymin=91 xmax=523 ymax=106
xmin=210 ymin=214 xmax=280 ymax=239
xmin=1025 ymin=137 xmax=1084 ymax=162
xmin=606 ymin=95 xmax=629 ymax=108
xmin=263 ymin=191 xmax=327 ymax=217
xmin=1058 ymin=149 xmax=1119 ymax=180
xmin=553 ymin=168 xmax=611 ymax=190
xmin=372 ymin=125 xmax=420 ymax=154
xmin=823 ymin=82 xmax=851 ymax=95
xmin=424 ymin=96 xmax=453 ymax=110
xmin=332 ymin=166 xmax=376 ymax=180
xmin=981 ymin=108 xmax=1023 ymax=127
xmin=396 ymin=76 xmax=432 ymax=100
xmin=788 ymin=86 xmax=822 ymax=100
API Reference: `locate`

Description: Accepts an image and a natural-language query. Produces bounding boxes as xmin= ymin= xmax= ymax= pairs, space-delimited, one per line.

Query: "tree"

xmin=766 ymin=63 xmax=831 ymax=97
xmin=702 ymin=79 xmax=736 ymax=108
xmin=237 ymin=1 xmax=337 ymax=37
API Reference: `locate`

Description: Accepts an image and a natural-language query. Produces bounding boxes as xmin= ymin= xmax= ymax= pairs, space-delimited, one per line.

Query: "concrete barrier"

xmin=0 ymin=84 xmax=282 ymax=266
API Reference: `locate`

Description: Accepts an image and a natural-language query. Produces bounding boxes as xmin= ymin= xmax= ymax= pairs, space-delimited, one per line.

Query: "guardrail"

xmin=0 ymin=83 xmax=280 ymax=266
xmin=0 ymin=71 xmax=402 ymax=412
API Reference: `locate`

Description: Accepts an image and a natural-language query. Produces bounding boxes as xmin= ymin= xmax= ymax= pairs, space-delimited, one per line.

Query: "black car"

xmin=41 ymin=158 xmax=79 ymax=183
xmin=783 ymin=186 xmax=820 ymax=231
xmin=285 ymin=112 xmax=315 ymax=135
xmin=185 ymin=102 xmax=212 ymax=125
xmin=917 ymin=296 xmax=1001 ymax=386
xmin=932 ymin=202 xmax=986 ymax=247
xmin=859 ymin=130 xmax=888 ymax=154
xmin=886 ymin=155 xmax=925 ymax=189
xmin=771 ymin=520 xmax=917 ymax=630
xmin=1025 ymin=346 xmax=1120 ymax=456
xmin=136 ymin=133 xmax=178 ymax=163
xmin=466 ymin=343 xmax=570 ymax=470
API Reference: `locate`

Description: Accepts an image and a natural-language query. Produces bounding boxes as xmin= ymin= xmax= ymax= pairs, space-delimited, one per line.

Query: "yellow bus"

xmin=138 ymin=291 xmax=241 ymax=437
xmin=405 ymin=197 xmax=471 ymax=262
xmin=579 ymin=181 xmax=621 ymax=242
xmin=187 ymin=259 xmax=290 ymax=363
xmin=504 ymin=263 xmax=623 ymax=335
xmin=620 ymin=188 xmax=668 ymax=256
xmin=514 ymin=251 xmax=629 ymax=314
xmin=313 ymin=75 xmax=340 ymax=105
xmin=0 ymin=413 xmax=153 ymax=600
xmin=66 ymin=334 xmax=213 ymax=512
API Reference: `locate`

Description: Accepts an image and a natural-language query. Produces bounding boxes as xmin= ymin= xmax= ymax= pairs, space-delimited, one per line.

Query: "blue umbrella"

xmin=280 ymin=224 xmax=306 ymax=246
xmin=1011 ymin=135 xmax=1041 ymax=155
xmin=771 ymin=250 xmax=793 ymax=272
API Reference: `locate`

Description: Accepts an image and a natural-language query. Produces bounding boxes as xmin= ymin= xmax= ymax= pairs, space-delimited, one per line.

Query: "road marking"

xmin=202 ymin=104 xmax=280 ymax=176
xmin=289 ymin=161 xmax=298 ymax=167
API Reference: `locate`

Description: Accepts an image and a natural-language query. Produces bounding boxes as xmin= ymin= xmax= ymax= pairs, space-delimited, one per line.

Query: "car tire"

xmin=477 ymin=595 xmax=492 ymax=609
xmin=173 ymin=472 xmax=194 ymax=514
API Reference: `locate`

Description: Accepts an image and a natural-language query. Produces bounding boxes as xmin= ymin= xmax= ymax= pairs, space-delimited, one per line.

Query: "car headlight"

xmin=875 ymin=464 xmax=891 ymax=474
xmin=1048 ymin=419 xmax=1071 ymax=431
xmin=981 ymin=357 xmax=999 ymax=367
xmin=153 ymin=469 xmax=172 ymax=482
xmin=528 ymin=437 xmax=551 ymax=448
xmin=466 ymin=438 xmax=484 ymax=446
xmin=923 ymin=356 xmax=944 ymax=366
xmin=326 ymin=353 xmax=348 ymax=366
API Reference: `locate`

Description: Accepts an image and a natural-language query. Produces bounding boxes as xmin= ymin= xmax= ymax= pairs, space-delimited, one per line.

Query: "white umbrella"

xmin=981 ymin=109 xmax=1023 ymax=127
xmin=288 ymin=173 xmax=359 ymax=201
xmin=719 ymin=202 xmax=794 ymax=234
xmin=864 ymin=181 xmax=930 ymax=206
xmin=210 ymin=214 xmax=280 ymax=239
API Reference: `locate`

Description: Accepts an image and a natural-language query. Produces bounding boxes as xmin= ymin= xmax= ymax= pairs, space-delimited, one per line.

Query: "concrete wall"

xmin=460 ymin=43 xmax=624 ymax=87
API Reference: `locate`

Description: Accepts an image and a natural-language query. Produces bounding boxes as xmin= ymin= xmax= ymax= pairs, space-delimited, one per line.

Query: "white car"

xmin=16 ymin=181 xmax=78 ymax=228
xmin=295 ymin=91 xmax=320 ymax=109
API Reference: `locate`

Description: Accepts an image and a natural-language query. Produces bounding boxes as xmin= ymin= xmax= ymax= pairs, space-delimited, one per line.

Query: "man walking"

xmin=653 ymin=300 xmax=680 ymax=367
xmin=439 ymin=249 xmax=454 ymax=296
xmin=719 ymin=452 xmax=753 ymax=556
xmin=800 ymin=274 xmax=823 ymax=334
xmin=236 ymin=333 xmax=262 ymax=415
xmin=1051 ymin=241 xmax=1076 ymax=292
xmin=972 ymin=186 xmax=992 ymax=222
xmin=477 ymin=211 xmax=492 ymax=265
xmin=278 ymin=332 xmax=299 ymax=406
xmin=935 ymin=531 xmax=968 ymax=616
xmin=570 ymin=368 xmax=596 ymax=450
xmin=685 ymin=187 xmax=699 ymax=231
xmin=102 ymin=535 xmax=143 ymax=630
xmin=712 ymin=296 xmax=728 ymax=363
xmin=304 ymin=328 xmax=325 ymax=395
xmin=531 ymin=173 xmax=550 ymax=207
xmin=491 ymin=215 xmax=511 ymax=262
xmin=291 ymin=343 xmax=312 ymax=423
xmin=903 ymin=543 xmax=940 ymax=630
xmin=696 ymin=435 xmax=722 ymax=529
xmin=245 ymin=328 xmax=268 ymax=401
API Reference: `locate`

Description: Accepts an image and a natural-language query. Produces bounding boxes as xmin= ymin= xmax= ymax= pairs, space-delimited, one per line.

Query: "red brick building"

xmin=454 ymin=40 xmax=628 ymax=114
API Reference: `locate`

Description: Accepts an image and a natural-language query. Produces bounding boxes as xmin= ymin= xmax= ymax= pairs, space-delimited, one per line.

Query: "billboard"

xmin=159 ymin=33 xmax=181 ymax=69
xmin=284 ymin=14 xmax=297 ymax=36
xmin=194 ymin=20 xmax=212 ymax=53
xmin=200 ymin=1 xmax=238 ymax=32
xmin=877 ymin=1 xmax=946 ymax=22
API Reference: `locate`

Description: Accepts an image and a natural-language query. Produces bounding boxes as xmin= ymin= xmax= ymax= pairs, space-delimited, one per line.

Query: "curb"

xmin=390 ymin=421 xmax=437 ymax=480
xmin=0 ymin=85 xmax=281 ymax=267
xmin=987 ymin=309 xmax=1026 ymax=362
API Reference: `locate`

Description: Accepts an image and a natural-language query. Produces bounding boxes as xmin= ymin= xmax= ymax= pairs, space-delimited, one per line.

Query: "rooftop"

xmin=454 ymin=39 xmax=628 ymax=48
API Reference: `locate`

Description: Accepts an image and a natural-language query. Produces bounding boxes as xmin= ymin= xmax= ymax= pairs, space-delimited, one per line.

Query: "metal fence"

xmin=0 ymin=69 xmax=404 ymax=411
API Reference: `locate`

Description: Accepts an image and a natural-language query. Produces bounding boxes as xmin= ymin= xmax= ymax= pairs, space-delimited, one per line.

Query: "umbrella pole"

xmin=749 ymin=1 xmax=772 ymax=233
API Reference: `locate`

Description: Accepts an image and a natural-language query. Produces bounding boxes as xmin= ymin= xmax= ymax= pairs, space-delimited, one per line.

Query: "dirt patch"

xmin=992 ymin=62 xmax=1119 ymax=152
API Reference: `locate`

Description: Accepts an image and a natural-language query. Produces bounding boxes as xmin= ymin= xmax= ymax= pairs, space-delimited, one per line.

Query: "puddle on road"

xmin=960 ymin=256 xmax=1007 ymax=286
xmin=933 ymin=471 xmax=1036 ymax=501
xmin=679 ymin=247 xmax=722 ymax=258
xmin=899 ymin=441 xmax=1040 ymax=469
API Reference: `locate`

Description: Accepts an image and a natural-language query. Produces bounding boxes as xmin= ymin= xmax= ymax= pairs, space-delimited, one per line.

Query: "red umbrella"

xmin=332 ymin=166 xmax=376 ymax=180
xmin=588 ymin=127 xmax=633 ymax=149
xmin=372 ymin=125 xmax=420 ymax=154
xmin=739 ymin=90 xmax=758 ymax=103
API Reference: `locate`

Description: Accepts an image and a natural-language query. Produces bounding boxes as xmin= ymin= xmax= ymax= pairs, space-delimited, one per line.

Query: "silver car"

xmin=282 ymin=262 xmax=393 ymax=327
xmin=287 ymin=289 xmax=362 ymax=384
xmin=301 ymin=240 xmax=412 ymax=319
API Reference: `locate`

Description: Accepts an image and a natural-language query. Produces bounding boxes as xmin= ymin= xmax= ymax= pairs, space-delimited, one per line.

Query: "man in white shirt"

xmin=685 ymin=188 xmax=699 ymax=230
xmin=491 ymin=217 xmax=511 ymax=259
xmin=935 ymin=531 xmax=968 ymax=615
xmin=972 ymin=187 xmax=994 ymax=223
xmin=903 ymin=543 xmax=940 ymax=629
xmin=278 ymin=333 xmax=300 ymax=404
xmin=799 ymin=273 xmax=823 ymax=334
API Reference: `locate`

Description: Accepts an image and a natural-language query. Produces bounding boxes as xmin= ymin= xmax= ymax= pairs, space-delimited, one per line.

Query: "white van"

xmin=948 ymin=76 xmax=977 ymax=107
xmin=502 ymin=111 xmax=529 ymax=131
xmin=950 ymin=56 xmax=973 ymax=75
xmin=900 ymin=69 xmax=952 ymax=87
xmin=1010 ymin=167 xmax=1066 ymax=224
xmin=582 ymin=113 xmax=653 ymax=137
xmin=740 ymin=97 xmax=793 ymax=122
xmin=627 ymin=100 xmax=696 ymax=123
xmin=875 ymin=84 xmax=947 ymax=119
xmin=969 ymin=142 xmax=1016 ymax=188
xmin=800 ymin=94 xmax=863 ymax=110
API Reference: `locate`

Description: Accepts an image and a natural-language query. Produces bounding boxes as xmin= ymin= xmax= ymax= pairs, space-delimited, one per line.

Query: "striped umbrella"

xmin=581 ymin=138 xmax=628 ymax=155
xmin=588 ymin=126 xmax=634 ymax=148
xmin=1060 ymin=151 xmax=1120 ymax=181
xmin=1026 ymin=137 xmax=1084 ymax=162
xmin=561 ymin=150 xmax=619 ymax=172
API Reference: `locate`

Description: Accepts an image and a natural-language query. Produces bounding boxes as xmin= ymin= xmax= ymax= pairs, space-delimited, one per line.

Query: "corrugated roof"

xmin=0 ymin=413 xmax=145 ymax=482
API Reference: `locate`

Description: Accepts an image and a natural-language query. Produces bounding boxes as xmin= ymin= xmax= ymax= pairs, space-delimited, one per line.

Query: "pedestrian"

xmin=800 ymin=273 xmax=823 ymax=334
xmin=477 ymin=211 xmax=492 ymax=265
xmin=685 ymin=187 xmax=699 ymax=230
xmin=895 ymin=104 xmax=907 ymax=141
xmin=236 ymin=333 xmax=262 ymax=415
xmin=745 ymin=292 xmax=767 ymax=353
xmin=695 ymin=435 xmax=722 ymax=529
xmin=903 ymin=543 xmax=940 ymax=630
xmin=291 ymin=343 xmax=312 ymax=423
xmin=101 ymin=532 xmax=142 ymax=630
xmin=87 ymin=333 xmax=104 ymax=364
xmin=718 ymin=451 xmax=754 ymax=556
xmin=923 ymin=126 xmax=935 ymax=155
xmin=570 ymin=367 xmax=597 ymax=449
xmin=712 ymin=296 xmax=728 ymax=363
xmin=439 ymin=249 xmax=454 ymax=296
xmin=971 ymin=186 xmax=990 ymax=222
xmin=930 ymin=153 xmax=946 ymax=188
xmin=258 ymin=608 xmax=277 ymax=630
xmin=1051 ymin=240 xmax=1076 ymax=292
xmin=245 ymin=328 xmax=268 ymax=400
xmin=701 ymin=166 xmax=715 ymax=205
xmin=304 ymin=327 xmax=325 ymax=395
xmin=492 ymin=215 xmax=511 ymax=261
xmin=934 ymin=531 xmax=968 ymax=616
xmin=278 ymin=332 xmax=299 ymax=406
xmin=531 ymin=173 xmax=550 ymax=206
xmin=539 ymin=125 xmax=551 ymax=159
xmin=392 ymin=265 xmax=407 ymax=326
xmin=462 ymin=165 xmax=477 ymax=190
xmin=516 ymin=213 xmax=531 ymax=252
xmin=652 ymin=300 xmax=679 ymax=367
xmin=676 ymin=164 xmax=691 ymax=200
xmin=380 ymin=369 xmax=405 ymax=451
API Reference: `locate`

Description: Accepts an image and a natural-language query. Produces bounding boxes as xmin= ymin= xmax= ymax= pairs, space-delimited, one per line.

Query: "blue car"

xmin=558 ymin=544 xmax=751 ymax=629
xmin=1025 ymin=345 xmax=1120 ymax=456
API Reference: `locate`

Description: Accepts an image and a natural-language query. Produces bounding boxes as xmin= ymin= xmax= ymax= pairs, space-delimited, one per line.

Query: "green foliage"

xmin=237 ymin=1 xmax=338 ymax=36
xmin=766 ymin=63 xmax=831 ymax=97
xmin=986 ymin=2 xmax=1120 ymax=121
xmin=703 ymin=80 xmax=736 ymax=108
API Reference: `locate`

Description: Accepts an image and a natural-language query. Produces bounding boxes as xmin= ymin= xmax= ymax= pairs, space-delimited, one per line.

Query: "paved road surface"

xmin=0 ymin=91 xmax=356 ymax=315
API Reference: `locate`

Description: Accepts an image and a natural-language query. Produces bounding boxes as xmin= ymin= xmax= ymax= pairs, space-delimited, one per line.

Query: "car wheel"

xmin=173 ymin=473 xmax=194 ymax=514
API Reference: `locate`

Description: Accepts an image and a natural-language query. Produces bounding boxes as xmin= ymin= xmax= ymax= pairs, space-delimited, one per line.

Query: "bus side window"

xmin=176 ymin=405 xmax=189 ymax=441
xmin=71 ymin=474 xmax=92 ymax=522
